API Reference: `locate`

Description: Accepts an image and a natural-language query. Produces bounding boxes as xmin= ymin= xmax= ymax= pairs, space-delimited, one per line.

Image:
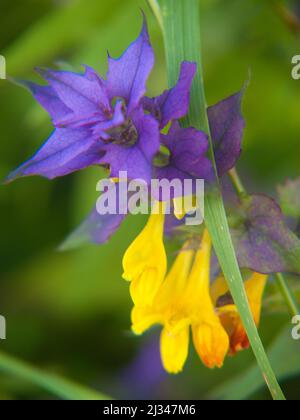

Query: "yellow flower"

xmin=173 ymin=195 xmax=198 ymax=220
xmin=122 ymin=201 xmax=167 ymax=307
xmin=132 ymin=244 xmax=193 ymax=373
xmin=211 ymin=272 xmax=267 ymax=355
xmin=187 ymin=230 xmax=229 ymax=369
xmin=131 ymin=230 xmax=229 ymax=373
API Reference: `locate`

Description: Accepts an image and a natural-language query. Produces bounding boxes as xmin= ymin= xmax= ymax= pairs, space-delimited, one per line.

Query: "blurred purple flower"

xmin=119 ymin=335 xmax=165 ymax=399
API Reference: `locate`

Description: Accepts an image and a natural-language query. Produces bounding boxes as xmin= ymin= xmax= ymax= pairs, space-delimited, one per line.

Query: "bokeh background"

xmin=1 ymin=0 xmax=300 ymax=400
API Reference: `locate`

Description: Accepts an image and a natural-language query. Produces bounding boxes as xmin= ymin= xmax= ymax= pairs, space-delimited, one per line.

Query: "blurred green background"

xmin=0 ymin=0 xmax=300 ymax=400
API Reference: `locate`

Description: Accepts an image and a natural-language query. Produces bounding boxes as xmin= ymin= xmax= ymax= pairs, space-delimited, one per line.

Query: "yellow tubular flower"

xmin=173 ymin=195 xmax=197 ymax=220
xmin=187 ymin=230 xmax=229 ymax=369
xmin=122 ymin=201 xmax=167 ymax=306
xmin=160 ymin=326 xmax=190 ymax=374
xmin=131 ymin=244 xmax=194 ymax=373
xmin=212 ymin=272 xmax=268 ymax=355
xmin=131 ymin=230 xmax=230 ymax=373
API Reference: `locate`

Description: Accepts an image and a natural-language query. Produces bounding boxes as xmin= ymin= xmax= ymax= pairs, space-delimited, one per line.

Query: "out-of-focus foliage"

xmin=0 ymin=0 xmax=299 ymax=400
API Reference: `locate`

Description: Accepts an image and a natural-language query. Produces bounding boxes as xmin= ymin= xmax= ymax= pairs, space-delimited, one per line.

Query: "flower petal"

xmin=5 ymin=128 xmax=103 ymax=182
xmin=99 ymin=110 xmax=160 ymax=183
xmin=22 ymin=81 xmax=72 ymax=125
xmin=122 ymin=201 xmax=167 ymax=307
xmin=131 ymin=306 xmax=162 ymax=335
xmin=160 ymin=326 xmax=190 ymax=374
xmin=192 ymin=321 xmax=229 ymax=369
xmin=155 ymin=245 xmax=194 ymax=309
xmin=37 ymin=66 xmax=111 ymax=124
xmin=155 ymin=122 xmax=213 ymax=200
xmin=143 ymin=61 xmax=197 ymax=128
xmin=244 ymin=273 xmax=267 ymax=325
xmin=59 ymin=207 xmax=127 ymax=250
xmin=106 ymin=17 xmax=154 ymax=114
xmin=208 ymin=91 xmax=245 ymax=176
xmin=215 ymin=273 xmax=267 ymax=356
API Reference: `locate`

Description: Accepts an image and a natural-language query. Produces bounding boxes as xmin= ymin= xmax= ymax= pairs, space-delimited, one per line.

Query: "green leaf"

xmin=0 ymin=351 xmax=110 ymax=400
xmin=149 ymin=0 xmax=285 ymax=400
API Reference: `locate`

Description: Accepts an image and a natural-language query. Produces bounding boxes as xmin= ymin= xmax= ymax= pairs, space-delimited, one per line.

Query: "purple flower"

xmin=6 ymin=18 xmax=160 ymax=184
xmin=7 ymin=15 xmax=246 ymax=250
xmin=142 ymin=63 xmax=215 ymax=200
xmin=154 ymin=121 xmax=214 ymax=200
xmin=146 ymin=86 xmax=245 ymax=182
xmin=119 ymin=334 xmax=165 ymax=399
xmin=60 ymin=89 xmax=245 ymax=248
xmin=143 ymin=61 xmax=197 ymax=129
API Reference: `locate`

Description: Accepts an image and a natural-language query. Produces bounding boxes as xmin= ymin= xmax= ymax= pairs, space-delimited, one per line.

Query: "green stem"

xmin=229 ymin=168 xmax=300 ymax=318
xmin=275 ymin=273 xmax=300 ymax=318
xmin=0 ymin=351 xmax=110 ymax=400
xmin=229 ymin=168 xmax=247 ymax=195
xmin=149 ymin=0 xmax=285 ymax=400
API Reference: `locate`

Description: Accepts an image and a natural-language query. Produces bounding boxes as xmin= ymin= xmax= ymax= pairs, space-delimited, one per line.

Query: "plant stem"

xmin=228 ymin=168 xmax=246 ymax=195
xmin=275 ymin=273 xmax=300 ymax=318
xmin=229 ymin=167 xmax=300 ymax=318
xmin=0 ymin=351 xmax=110 ymax=400
xmin=149 ymin=0 xmax=285 ymax=400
